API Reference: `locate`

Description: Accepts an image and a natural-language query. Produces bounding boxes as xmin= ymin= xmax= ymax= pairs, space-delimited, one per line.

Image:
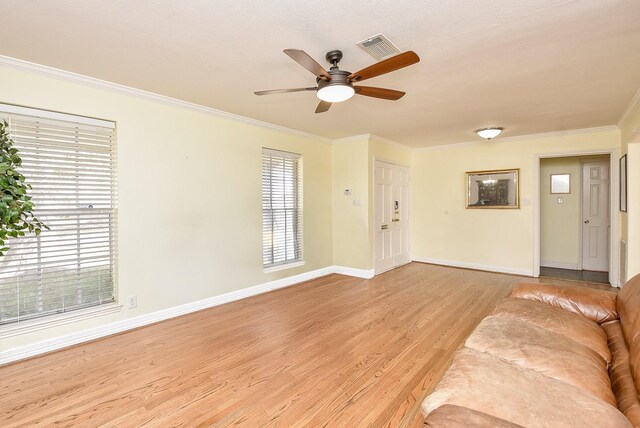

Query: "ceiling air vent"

xmin=356 ymin=34 xmax=402 ymax=60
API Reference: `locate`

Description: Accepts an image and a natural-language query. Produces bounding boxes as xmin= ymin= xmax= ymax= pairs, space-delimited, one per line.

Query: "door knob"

xmin=381 ymin=224 xmax=389 ymax=230
xmin=584 ymin=220 xmax=590 ymax=224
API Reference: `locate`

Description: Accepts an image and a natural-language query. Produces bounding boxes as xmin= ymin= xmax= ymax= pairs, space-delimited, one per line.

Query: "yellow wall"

xmin=412 ymin=129 xmax=620 ymax=276
xmin=619 ymin=100 xmax=640 ymax=281
xmin=0 ymin=66 xmax=333 ymax=351
xmin=332 ymin=137 xmax=370 ymax=269
xmin=539 ymin=156 xmax=608 ymax=269
xmin=331 ymin=135 xmax=412 ymax=270
xmin=627 ymin=143 xmax=640 ymax=280
xmin=2 ymin=59 xmax=637 ymax=357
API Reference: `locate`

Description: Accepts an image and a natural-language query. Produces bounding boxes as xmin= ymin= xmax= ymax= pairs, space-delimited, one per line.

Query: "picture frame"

xmin=621 ymin=154 xmax=627 ymax=212
xmin=466 ymin=168 xmax=520 ymax=209
xmin=550 ymin=173 xmax=571 ymax=194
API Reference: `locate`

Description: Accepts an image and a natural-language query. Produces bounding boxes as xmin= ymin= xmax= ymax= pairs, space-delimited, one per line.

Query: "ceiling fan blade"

xmin=254 ymin=87 xmax=316 ymax=96
xmin=284 ymin=49 xmax=331 ymax=80
xmin=354 ymin=86 xmax=406 ymax=100
xmin=315 ymin=101 xmax=332 ymax=113
xmin=348 ymin=51 xmax=420 ymax=82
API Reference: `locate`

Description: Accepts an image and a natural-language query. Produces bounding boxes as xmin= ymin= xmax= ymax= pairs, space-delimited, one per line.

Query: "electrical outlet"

xmin=128 ymin=295 xmax=137 ymax=309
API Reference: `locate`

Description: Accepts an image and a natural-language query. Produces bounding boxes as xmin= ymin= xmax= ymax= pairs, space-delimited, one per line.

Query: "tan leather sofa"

xmin=422 ymin=273 xmax=640 ymax=427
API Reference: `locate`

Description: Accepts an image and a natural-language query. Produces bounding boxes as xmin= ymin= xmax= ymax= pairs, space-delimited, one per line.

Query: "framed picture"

xmin=621 ymin=155 xmax=627 ymax=212
xmin=466 ymin=169 xmax=520 ymax=209
xmin=550 ymin=174 xmax=571 ymax=194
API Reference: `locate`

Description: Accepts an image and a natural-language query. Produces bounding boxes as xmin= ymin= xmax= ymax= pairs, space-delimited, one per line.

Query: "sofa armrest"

xmin=424 ymin=405 xmax=523 ymax=427
xmin=510 ymin=283 xmax=618 ymax=324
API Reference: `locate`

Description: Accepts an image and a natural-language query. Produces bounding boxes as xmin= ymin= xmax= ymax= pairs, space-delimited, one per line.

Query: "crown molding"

xmin=332 ymin=134 xmax=372 ymax=144
xmin=0 ymin=55 xmax=331 ymax=144
xmin=331 ymin=133 xmax=412 ymax=151
xmin=368 ymin=134 xmax=412 ymax=151
xmin=618 ymin=86 xmax=640 ymax=127
xmin=415 ymin=125 xmax=620 ymax=151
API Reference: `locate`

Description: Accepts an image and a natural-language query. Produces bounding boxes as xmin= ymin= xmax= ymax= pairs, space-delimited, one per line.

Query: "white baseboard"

xmin=332 ymin=265 xmax=375 ymax=279
xmin=413 ymin=256 xmax=534 ymax=277
xmin=0 ymin=265 xmax=371 ymax=365
xmin=540 ymin=260 xmax=579 ymax=270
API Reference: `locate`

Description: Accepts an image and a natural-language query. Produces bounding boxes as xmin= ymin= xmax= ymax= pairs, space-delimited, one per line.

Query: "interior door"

xmin=581 ymin=161 xmax=609 ymax=272
xmin=374 ymin=161 xmax=410 ymax=274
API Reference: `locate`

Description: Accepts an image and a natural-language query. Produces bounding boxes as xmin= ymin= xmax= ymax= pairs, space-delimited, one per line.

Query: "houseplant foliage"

xmin=0 ymin=120 xmax=48 ymax=256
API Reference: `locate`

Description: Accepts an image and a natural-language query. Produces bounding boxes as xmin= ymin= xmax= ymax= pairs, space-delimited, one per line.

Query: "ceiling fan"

xmin=254 ymin=49 xmax=420 ymax=113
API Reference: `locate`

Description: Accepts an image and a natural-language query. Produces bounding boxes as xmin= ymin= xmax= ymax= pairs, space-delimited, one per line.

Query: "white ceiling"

xmin=1 ymin=0 xmax=640 ymax=147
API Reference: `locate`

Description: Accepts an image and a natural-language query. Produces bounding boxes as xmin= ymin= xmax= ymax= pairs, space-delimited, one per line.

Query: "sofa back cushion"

xmin=617 ymin=273 xmax=640 ymax=396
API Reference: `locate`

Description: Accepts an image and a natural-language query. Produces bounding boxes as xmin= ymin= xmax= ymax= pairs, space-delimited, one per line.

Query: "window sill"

xmin=263 ymin=260 xmax=306 ymax=273
xmin=0 ymin=303 xmax=123 ymax=339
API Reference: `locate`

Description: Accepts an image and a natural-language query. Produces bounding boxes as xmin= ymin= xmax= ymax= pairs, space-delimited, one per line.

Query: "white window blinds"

xmin=262 ymin=148 xmax=302 ymax=268
xmin=0 ymin=105 xmax=116 ymax=325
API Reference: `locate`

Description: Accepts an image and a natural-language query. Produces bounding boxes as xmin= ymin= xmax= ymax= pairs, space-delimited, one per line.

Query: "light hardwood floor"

xmin=0 ymin=263 xmax=613 ymax=427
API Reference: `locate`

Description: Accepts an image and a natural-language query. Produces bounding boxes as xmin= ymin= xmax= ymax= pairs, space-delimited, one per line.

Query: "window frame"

xmin=0 ymin=104 xmax=118 ymax=333
xmin=262 ymin=148 xmax=303 ymax=271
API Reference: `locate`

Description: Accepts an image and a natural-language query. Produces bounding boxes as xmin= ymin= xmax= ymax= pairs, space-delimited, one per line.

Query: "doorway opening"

xmin=539 ymin=154 xmax=612 ymax=284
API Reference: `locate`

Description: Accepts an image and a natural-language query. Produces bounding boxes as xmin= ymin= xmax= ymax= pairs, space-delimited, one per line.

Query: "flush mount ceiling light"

xmin=475 ymin=127 xmax=504 ymax=140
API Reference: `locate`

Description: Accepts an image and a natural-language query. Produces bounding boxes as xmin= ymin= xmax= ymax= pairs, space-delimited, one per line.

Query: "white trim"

xmin=618 ymin=86 xmax=640 ymax=127
xmin=0 ymin=55 xmax=330 ymax=144
xmin=416 ymin=126 xmax=620 ymax=152
xmin=540 ymin=261 xmax=580 ymax=270
xmin=0 ymin=264 xmax=373 ymax=365
xmin=413 ymin=256 xmax=534 ymax=277
xmin=333 ymin=265 xmax=375 ymax=279
xmin=331 ymin=133 xmax=413 ymax=152
xmin=0 ymin=303 xmax=123 ymax=339
xmin=332 ymin=134 xmax=372 ymax=144
xmin=369 ymin=134 xmax=412 ymax=151
xmin=534 ymin=149 xmax=620 ymax=286
xmin=263 ymin=260 xmax=305 ymax=273
xmin=0 ymin=103 xmax=115 ymax=128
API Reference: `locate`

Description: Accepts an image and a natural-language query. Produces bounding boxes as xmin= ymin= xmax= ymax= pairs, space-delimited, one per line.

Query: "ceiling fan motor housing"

xmin=317 ymin=69 xmax=353 ymax=90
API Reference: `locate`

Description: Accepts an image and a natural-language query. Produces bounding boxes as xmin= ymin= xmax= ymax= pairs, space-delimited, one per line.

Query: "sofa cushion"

xmin=492 ymin=297 xmax=611 ymax=364
xmin=422 ymin=348 xmax=631 ymax=428
xmin=424 ymin=404 xmax=523 ymax=427
xmin=603 ymin=320 xmax=640 ymax=426
xmin=510 ymin=282 xmax=618 ymax=324
xmin=617 ymin=273 xmax=640 ymax=397
xmin=464 ymin=316 xmax=616 ymax=405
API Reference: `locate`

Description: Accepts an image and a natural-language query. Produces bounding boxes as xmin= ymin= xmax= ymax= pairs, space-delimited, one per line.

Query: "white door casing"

xmin=582 ymin=161 xmax=610 ymax=272
xmin=374 ymin=161 xmax=411 ymax=274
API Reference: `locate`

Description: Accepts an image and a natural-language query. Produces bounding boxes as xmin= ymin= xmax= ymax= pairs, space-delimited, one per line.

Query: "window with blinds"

xmin=0 ymin=104 xmax=116 ymax=325
xmin=262 ymin=148 xmax=302 ymax=268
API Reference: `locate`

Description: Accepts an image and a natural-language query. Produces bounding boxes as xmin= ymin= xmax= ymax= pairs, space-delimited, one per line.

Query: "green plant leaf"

xmin=0 ymin=123 xmax=47 ymax=256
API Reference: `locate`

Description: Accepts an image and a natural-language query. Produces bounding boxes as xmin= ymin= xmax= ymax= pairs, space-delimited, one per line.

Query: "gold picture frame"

xmin=466 ymin=168 xmax=520 ymax=209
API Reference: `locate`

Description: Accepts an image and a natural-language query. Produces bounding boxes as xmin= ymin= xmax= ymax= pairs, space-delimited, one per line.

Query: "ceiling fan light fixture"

xmin=316 ymin=84 xmax=355 ymax=103
xmin=475 ymin=127 xmax=504 ymax=140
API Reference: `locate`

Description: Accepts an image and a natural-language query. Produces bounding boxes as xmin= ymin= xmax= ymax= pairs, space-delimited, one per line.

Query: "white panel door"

xmin=375 ymin=161 xmax=411 ymax=274
xmin=582 ymin=161 xmax=609 ymax=272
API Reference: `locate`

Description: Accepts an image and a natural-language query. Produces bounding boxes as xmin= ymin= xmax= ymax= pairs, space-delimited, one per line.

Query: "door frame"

xmin=534 ymin=149 xmax=620 ymax=286
xmin=372 ymin=158 xmax=412 ymax=275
